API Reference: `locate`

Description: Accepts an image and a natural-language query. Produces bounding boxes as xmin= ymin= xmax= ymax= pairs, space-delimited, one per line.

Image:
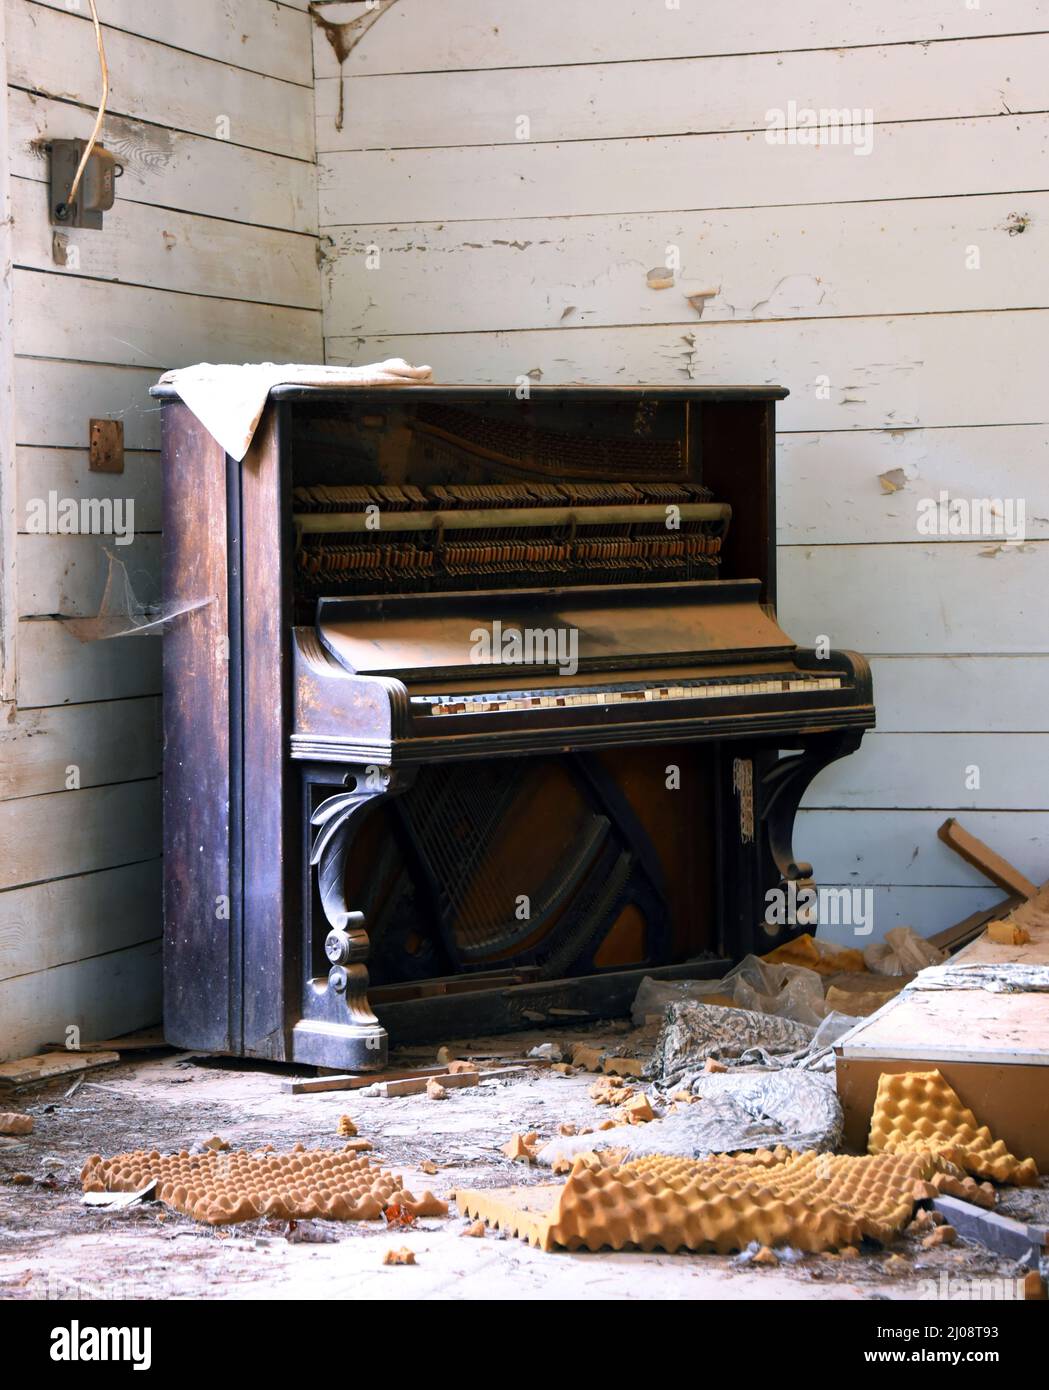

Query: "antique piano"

xmin=157 ymin=384 xmax=874 ymax=1070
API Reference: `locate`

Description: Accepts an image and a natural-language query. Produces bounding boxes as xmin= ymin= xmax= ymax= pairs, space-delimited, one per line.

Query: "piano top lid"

xmin=316 ymin=579 xmax=796 ymax=681
xmin=150 ymin=381 xmax=789 ymax=404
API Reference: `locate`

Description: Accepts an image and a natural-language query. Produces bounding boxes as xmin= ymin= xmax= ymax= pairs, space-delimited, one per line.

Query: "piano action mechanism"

xmin=157 ymin=385 xmax=874 ymax=1070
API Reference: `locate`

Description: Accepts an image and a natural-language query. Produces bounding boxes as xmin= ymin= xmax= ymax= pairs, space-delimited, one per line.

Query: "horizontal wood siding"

xmin=0 ymin=0 xmax=322 ymax=1057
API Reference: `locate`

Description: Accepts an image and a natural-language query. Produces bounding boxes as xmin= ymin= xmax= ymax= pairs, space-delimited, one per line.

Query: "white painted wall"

xmin=0 ymin=0 xmax=322 ymax=1059
xmin=315 ymin=0 xmax=1049 ymax=943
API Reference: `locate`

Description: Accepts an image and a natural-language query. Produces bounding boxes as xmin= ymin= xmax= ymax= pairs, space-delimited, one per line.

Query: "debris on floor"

xmin=4 ymin=876 xmax=1047 ymax=1302
xmin=0 ymin=1113 xmax=33 ymax=1136
xmin=456 ymin=1148 xmax=967 ymax=1254
xmin=383 ymin=1247 xmax=416 ymax=1266
xmin=81 ymin=1146 xmax=449 ymax=1225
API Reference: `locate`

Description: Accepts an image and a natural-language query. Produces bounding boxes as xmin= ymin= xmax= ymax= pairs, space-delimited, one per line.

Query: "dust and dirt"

xmin=0 ymin=1029 xmax=1038 ymax=1301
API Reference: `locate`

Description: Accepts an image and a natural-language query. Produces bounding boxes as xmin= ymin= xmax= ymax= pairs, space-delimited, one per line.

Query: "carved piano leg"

xmin=761 ymin=733 xmax=864 ymax=891
xmin=291 ymin=766 xmax=415 ymax=1071
xmin=717 ymin=733 xmax=864 ymax=957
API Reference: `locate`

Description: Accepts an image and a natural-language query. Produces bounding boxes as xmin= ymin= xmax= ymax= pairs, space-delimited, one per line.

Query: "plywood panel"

xmin=317 ymin=35 xmax=1049 ymax=150
xmin=868 ymin=656 xmax=1049 ymax=732
xmin=17 ymin=448 xmax=161 ymax=534
xmin=0 ymin=940 xmax=161 ymax=1061
xmin=30 ymin=0 xmax=313 ymax=86
xmin=17 ymin=619 xmax=160 ymax=709
xmin=797 ymin=809 xmax=1049 ymax=887
xmin=13 ymin=179 xmax=321 ymax=310
xmin=312 ymin=0 xmax=1049 ymax=77
xmin=8 ymin=89 xmax=318 ymax=234
xmin=17 ymin=533 xmax=161 ymax=619
xmin=14 ymin=270 xmax=322 ymax=371
xmin=840 ymin=988 xmax=1049 ymax=1063
xmin=321 ymin=194 xmax=1049 ymax=337
xmin=779 ymin=541 xmax=1049 ymax=654
xmin=0 ymin=780 xmax=160 ymax=890
xmin=0 ymin=697 xmax=159 ymax=801
xmin=0 ymin=859 xmax=161 ymax=980
xmin=331 ymin=311 xmax=1049 ymax=434
xmin=7 ymin=0 xmax=314 ymax=159
xmin=319 ymin=115 xmax=1049 ymax=225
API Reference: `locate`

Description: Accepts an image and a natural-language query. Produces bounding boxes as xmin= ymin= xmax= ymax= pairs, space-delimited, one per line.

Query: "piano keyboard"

xmin=412 ymin=671 xmax=843 ymax=718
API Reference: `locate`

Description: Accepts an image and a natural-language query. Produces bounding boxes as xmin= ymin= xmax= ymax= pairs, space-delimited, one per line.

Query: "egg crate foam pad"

xmin=81 ymin=1145 xmax=449 ymax=1225
xmin=868 ymin=1069 xmax=1039 ymax=1186
xmin=455 ymin=1147 xmax=970 ymax=1254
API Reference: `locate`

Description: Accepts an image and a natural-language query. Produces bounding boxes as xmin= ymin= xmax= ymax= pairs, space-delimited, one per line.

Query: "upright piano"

xmin=157 ymin=384 xmax=874 ymax=1070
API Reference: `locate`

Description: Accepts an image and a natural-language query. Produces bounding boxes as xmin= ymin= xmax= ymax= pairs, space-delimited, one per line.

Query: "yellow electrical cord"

xmin=65 ymin=0 xmax=110 ymax=213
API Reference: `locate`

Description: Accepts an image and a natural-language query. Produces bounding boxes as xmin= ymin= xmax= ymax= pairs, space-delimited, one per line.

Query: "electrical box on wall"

xmin=49 ymin=139 xmax=122 ymax=230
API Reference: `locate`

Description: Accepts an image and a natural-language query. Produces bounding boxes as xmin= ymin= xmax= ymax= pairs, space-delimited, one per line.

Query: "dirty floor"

xmin=0 ymin=1028 xmax=1041 ymax=1301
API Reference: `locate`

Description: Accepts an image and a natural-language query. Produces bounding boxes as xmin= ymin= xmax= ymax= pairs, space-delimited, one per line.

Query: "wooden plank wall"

xmin=315 ymin=0 xmax=1049 ymax=944
xmin=0 ymin=0 xmax=322 ymax=1059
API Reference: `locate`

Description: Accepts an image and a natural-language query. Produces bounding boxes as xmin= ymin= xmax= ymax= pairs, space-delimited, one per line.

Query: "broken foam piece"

xmin=867 ymin=1070 xmax=1039 ymax=1186
xmin=81 ymin=1148 xmax=448 ymax=1225
xmin=457 ymin=1148 xmax=953 ymax=1254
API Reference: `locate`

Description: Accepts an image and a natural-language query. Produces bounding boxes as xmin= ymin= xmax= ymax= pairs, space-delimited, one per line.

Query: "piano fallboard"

xmin=291 ymin=586 xmax=874 ymax=764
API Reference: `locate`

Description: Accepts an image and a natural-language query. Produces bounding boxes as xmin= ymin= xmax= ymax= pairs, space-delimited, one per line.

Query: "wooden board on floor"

xmin=42 ymin=1028 xmax=168 ymax=1055
xmin=0 ymin=1049 xmax=120 ymax=1088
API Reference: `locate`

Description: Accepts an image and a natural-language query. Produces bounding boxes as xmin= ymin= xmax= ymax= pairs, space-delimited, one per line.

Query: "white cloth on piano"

xmin=155 ymin=360 xmax=434 ymax=462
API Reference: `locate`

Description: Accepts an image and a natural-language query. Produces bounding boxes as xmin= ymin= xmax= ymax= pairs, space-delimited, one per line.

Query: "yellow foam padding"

xmin=761 ymin=935 xmax=867 ymax=975
xmin=867 ymin=1069 xmax=1039 ymax=1186
xmin=81 ymin=1146 xmax=449 ymax=1225
xmin=456 ymin=1148 xmax=955 ymax=1254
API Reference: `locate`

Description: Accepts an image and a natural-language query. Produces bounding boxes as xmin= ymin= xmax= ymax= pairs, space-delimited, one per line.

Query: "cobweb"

xmin=64 ymin=548 xmax=212 ymax=642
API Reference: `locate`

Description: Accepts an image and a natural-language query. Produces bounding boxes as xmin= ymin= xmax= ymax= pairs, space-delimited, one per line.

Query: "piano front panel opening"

xmin=287 ymin=396 xmax=756 ymax=613
xmin=333 ymin=746 xmax=716 ymax=998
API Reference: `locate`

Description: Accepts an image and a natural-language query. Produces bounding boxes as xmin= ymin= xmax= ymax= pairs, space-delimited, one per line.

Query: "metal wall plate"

xmin=50 ymin=139 xmax=122 ymax=229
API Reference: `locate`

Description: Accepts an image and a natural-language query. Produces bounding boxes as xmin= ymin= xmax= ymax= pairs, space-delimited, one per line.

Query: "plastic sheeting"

xmin=634 ymin=954 xmax=849 ymax=1030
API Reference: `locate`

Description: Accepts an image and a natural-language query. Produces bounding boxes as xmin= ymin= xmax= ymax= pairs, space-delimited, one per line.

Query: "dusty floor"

xmin=0 ymin=1027 xmax=1042 ymax=1302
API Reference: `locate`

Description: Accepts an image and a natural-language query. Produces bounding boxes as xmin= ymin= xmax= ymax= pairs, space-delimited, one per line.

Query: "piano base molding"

xmin=156 ymin=384 xmax=876 ymax=1069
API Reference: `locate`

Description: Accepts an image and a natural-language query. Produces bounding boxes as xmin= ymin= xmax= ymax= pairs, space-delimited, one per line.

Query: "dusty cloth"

xmin=537 ymin=1071 xmax=843 ymax=1166
xmin=156 ymin=359 xmax=434 ymax=462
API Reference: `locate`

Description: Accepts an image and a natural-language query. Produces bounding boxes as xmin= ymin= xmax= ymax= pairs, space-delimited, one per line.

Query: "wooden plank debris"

xmin=282 ymin=1064 xmax=457 ymax=1096
xmin=282 ymin=1062 xmax=529 ymax=1096
xmin=0 ymin=1050 xmax=120 ymax=1089
xmin=937 ymin=817 xmax=1039 ymax=899
xmin=930 ymin=1195 xmax=1047 ymax=1268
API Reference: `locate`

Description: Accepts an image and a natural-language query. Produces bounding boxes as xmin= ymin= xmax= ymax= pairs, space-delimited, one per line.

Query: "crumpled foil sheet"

xmin=537 ymin=1069 xmax=843 ymax=1167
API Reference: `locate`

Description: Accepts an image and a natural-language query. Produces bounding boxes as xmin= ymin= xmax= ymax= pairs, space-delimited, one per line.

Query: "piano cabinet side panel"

xmin=240 ymin=403 xmax=299 ymax=1060
xmin=161 ymin=403 xmax=233 ymax=1052
xmin=698 ymin=399 xmax=776 ymax=611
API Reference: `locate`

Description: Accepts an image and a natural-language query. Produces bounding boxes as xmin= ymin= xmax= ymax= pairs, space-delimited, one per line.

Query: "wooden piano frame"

xmin=157 ymin=384 xmax=874 ymax=1070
